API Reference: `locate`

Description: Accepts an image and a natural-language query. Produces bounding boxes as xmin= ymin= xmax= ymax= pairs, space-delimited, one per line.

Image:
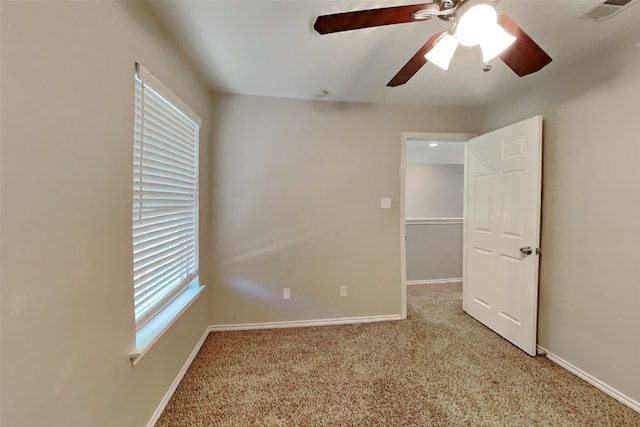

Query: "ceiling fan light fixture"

xmin=479 ymin=23 xmax=516 ymax=62
xmin=315 ymin=2 xmax=553 ymax=86
xmin=425 ymin=33 xmax=459 ymax=70
xmin=456 ymin=4 xmax=498 ymax=47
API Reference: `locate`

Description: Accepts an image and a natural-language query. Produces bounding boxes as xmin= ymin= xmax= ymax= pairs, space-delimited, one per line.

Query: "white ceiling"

xmin=147 ymin=0 xmax=640 ymax=107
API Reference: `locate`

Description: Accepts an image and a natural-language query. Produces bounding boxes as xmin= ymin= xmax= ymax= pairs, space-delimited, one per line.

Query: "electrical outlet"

xmin=283 ymin=288 xmax=290 ymax=300
xmin=340 ymin=286 xmax=348 ymax=297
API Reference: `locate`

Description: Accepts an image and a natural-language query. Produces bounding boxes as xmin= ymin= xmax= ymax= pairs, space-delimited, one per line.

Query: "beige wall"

xmin=405 ymin=223 xmax=462 ymax=281
xmin=405 ymin=164 xmax=464 ymax=218
xmin=209 ymin=94 xmax=480 ymax=325
xmin=405 ymin=164 xmax=464 ymax=281
xmin=1 ymin=2 xmax=214 ymax=426
xmin=482 ymin=40 xmax=640 ymax=404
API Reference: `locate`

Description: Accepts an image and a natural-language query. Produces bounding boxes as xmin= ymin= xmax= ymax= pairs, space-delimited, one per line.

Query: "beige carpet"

xmin=156 ymin=283 xmax=640 ymax=426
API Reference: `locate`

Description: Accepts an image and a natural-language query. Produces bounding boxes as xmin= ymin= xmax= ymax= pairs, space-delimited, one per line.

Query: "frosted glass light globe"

xmin=456 ymin=4 xmax=498 ymax=47
xmin=480 ymin=24 xmax=516 ymax=62
xmin=425 ymin=33 xmax=459 ymax=70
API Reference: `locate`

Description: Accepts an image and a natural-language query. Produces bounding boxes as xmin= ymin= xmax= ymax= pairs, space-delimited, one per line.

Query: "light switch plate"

xmin=380 ymin=197 xmax=391 ymax=209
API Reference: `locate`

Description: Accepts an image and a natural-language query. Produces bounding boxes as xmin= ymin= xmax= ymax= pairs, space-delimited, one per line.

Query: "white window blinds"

xmin=133 ymin=63 xmax=200 ymax=329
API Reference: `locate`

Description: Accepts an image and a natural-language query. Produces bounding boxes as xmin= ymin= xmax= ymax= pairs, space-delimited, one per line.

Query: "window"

xmin=133 ymin=63 xmax=201 ymax=330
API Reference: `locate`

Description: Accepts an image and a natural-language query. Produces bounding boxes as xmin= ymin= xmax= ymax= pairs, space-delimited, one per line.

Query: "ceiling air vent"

xmin=578 ymin=0 xmax=638 ymax=21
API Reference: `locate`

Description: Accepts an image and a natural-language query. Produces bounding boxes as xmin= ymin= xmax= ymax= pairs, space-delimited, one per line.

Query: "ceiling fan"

xmin=313 ymin=0 xmax=552 ymax=87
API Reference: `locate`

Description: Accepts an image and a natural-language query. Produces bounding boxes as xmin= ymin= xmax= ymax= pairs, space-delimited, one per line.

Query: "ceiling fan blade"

xmin=314 ymin=3 xmax=435 ymax=34
xmin=387 ymin=31 xmax=445 ymax=87
xmin=498 ymin=15 xmax=552 ymax=77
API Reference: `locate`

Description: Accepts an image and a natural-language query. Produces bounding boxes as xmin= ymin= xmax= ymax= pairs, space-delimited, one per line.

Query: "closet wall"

xmin=405 ymin=145 xmax=464 ymax=283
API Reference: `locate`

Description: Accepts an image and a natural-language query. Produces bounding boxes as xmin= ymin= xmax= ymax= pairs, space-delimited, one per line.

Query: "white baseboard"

xmin=406 ymin=278 xmax=462 ymax=285
xmin=146 ymin=326 xmax=211 ymax=427
xmin=210 ymin=314 xmax=402 ymax=331
xmin=537 ymin=346 xmax=640 ymax=413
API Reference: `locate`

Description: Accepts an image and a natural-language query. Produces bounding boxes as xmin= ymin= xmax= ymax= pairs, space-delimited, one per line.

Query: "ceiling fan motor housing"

xmin=456 ymin=0 xmax=502 ymax=14
xmin=435 ymin=0 xmax=460 ymax=21
xmin=435 ymin=0 xmax=502 ymax=21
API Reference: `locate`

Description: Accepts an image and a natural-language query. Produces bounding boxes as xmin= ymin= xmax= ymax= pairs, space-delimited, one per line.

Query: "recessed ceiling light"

xmin=429 ymin=143 xmax=439 ymax=147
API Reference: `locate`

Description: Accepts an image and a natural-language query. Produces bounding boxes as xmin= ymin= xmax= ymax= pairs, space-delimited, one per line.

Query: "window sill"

xmin=129 ymin=281 xmax=205 ymax=366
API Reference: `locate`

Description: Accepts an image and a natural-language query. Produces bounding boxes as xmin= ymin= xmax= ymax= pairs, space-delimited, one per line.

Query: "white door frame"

xmin=400 ymin=132 xmax=476 ymax=319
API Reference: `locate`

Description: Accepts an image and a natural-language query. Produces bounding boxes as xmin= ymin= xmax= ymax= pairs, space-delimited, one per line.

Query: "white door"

xmin=465 ymin=116 xmax=542 ymax=356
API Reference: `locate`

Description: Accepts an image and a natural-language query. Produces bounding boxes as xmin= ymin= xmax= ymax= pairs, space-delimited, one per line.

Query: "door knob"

xmin=520 ymin=246 xmax=533 ymax=256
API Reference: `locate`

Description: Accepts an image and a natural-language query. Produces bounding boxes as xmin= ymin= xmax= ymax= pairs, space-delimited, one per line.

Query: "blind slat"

xmin=136 ymin=180 xmax=196 ymax=192
xmin=134 ymin=230 xmax=194 ymax=273
xmin=142 ymin=105 xmax=197 ymax=145
xmin=136 ymin=161 xmax=194 ymax=181
xmin=141 ymin=121 xmax=195 ymax=154
xmin=135 ymin=273 xmax=184 ymax=310
xmin=135 ymin=173 xmax=194 ymax=188
xmin=134 ymin=244 xmax=195 ymax=287
xmin=133 ymin=213 xmax=192 ymax=229
xmin=134 ymin=224 xmax=195 ymax=252
xmin=144 ymin=89 xmax=198 ymax=136
xmin=141 ymin=142 xmax=194 ymax=169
